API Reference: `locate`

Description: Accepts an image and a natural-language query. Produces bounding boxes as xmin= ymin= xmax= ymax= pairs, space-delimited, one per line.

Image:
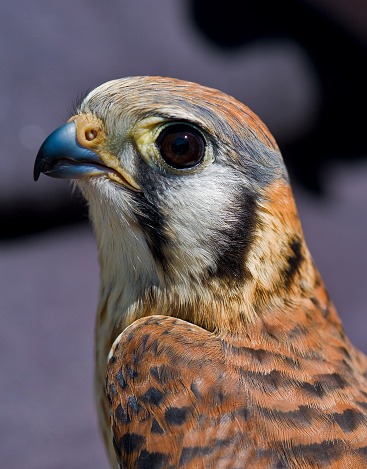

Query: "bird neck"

xmin=93 ymin=179 xmax=344 ymax=374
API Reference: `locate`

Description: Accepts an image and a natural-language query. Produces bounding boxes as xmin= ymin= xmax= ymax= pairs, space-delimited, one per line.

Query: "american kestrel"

xmin=34 ymin=77 xmax=367 ymax=468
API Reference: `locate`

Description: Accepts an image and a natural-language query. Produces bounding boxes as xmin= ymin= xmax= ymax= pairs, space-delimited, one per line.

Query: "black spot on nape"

xmin=333 ymin=408 xmax=365 ymax=433
xmin=165 ymin=406 xmax=190 ymax=425
xmin=136 ymin=449 xmax=168 ymax=469
xmin=119 ymin=433 xmax=145 ymax=454
xmin=247 ymin=347 xmax=270 ymax=365
xmin=281 ymin=235 xmax=304 ymax=287
xmin=311 ymin=296 xmax=330 ymax=318
xmin=210 ymin=187 xmax=258 ymax=282
xmin=143 ymin=387 xmax=165 ymax=406
xmin=337 ymin=346 xmax=353 ymax=362
xmin=135 ymin=192 xmax=168 ymax=271
xmin=223 ymin=342 xmax=272 ymax=365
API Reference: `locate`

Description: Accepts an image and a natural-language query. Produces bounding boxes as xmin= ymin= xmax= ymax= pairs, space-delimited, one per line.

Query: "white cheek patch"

xmin=159 ymin=164 xmax=242 ymax=282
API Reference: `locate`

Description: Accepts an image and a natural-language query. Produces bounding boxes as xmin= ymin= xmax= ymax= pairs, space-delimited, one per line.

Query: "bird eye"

xmin=156 ymin=124 xmax=205 ymax=169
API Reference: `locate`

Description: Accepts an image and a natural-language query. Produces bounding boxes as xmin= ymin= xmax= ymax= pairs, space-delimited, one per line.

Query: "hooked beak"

xmin=34 ymin=118 xmax=141 ymax=191
xmin=33 ymin=121 xmax=106 ymax=181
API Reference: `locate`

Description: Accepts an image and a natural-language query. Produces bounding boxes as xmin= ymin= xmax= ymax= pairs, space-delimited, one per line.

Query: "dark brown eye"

xmin=156 ymin=124 xmax=205 ymax=169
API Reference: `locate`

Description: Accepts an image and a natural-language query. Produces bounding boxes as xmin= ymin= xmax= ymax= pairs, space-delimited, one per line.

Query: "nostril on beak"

xmin=85 ymin=128 xmax=98 ymax=141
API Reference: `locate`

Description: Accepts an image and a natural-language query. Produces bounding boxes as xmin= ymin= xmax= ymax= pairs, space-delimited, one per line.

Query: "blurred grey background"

xmin=1 ymin=0 xmax=366 ymax=467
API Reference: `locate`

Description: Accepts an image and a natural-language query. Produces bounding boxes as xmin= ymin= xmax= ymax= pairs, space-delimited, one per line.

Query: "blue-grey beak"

xmin=33 ymin=121 xmax=105 ymax=181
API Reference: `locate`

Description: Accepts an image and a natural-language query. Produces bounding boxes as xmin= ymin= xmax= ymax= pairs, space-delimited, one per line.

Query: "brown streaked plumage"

xmin=34 ymin=77 xmax=367 ymax=468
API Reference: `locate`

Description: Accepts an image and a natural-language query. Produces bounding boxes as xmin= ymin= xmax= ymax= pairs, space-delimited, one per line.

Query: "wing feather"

xmin=106 ymin=315 xmax=367 ymax=468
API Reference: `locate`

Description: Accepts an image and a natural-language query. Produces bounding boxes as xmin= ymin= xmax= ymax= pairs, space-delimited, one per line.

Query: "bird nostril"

xmin=85 ymin=128 xmax=98 ymax=141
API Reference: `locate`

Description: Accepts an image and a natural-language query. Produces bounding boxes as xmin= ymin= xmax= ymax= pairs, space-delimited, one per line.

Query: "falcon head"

xmin=34 ymin=76 xmax=314 ymax=333
xmin=35 ymin=77 xmax=321 ymax=466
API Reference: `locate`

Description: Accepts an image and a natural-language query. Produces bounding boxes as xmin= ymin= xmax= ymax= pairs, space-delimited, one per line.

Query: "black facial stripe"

xmin=209 ymin=187 xmax=258 ymax=282
xmin=134 ymin=191 xmax=168 ymax=271
xmin=132 ymin=149 xmax=173 ymax=273
xmin=281 ymin=235 xmax=304 ymax=288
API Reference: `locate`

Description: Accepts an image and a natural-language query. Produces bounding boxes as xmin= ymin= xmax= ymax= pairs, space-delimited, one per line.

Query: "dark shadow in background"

xmin=190 ymin=0 xmax=367 ymax=192
xmin=1 ymin=198 xmax=87 ymax=240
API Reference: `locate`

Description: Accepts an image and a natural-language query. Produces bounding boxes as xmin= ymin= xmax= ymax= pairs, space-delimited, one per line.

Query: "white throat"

xmin=77 ymin=178 xmax=161 ymax=325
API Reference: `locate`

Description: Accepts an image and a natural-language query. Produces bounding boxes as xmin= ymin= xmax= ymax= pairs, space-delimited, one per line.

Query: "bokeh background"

xmin=1 ymin=1 xmax=367 ymax=467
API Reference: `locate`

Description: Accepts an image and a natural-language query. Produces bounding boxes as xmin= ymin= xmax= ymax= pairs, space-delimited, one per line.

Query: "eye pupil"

xmin=171 ymin=136 xmax=189 ymax=156
xmin=156 ymin=124 xmax=205 ymax=169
